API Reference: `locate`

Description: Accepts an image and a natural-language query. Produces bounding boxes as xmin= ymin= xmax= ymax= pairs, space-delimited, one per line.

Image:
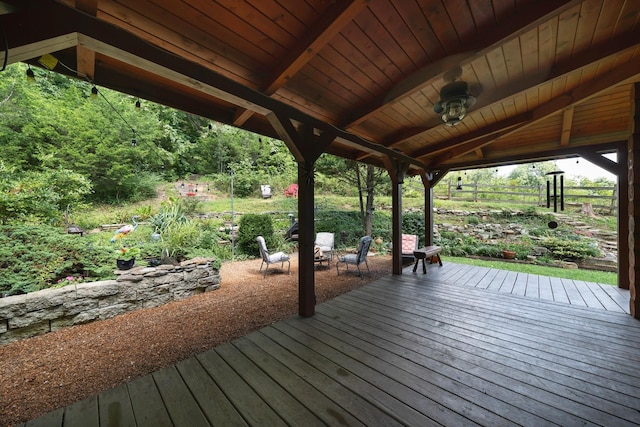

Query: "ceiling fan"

xmin=433 ymin=66 xmax=479 ymax=127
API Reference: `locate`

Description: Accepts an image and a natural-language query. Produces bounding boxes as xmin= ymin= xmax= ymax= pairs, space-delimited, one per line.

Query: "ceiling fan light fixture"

xmin=433 ymin=81 xmax=476 ymax=126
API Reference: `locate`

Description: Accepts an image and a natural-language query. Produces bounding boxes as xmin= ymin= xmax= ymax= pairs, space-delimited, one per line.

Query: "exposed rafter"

xmin=340 ymin=0 xmax=580 ymax=130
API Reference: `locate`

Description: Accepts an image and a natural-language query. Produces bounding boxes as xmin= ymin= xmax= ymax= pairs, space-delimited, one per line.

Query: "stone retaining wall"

xmin=0 ymin=258 xmax=220 ymax=345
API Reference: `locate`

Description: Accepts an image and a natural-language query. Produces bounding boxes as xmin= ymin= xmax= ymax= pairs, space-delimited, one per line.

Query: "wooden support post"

xmin=267 ymin=113 xmax=335 ymax=317
xmin=420 ymin=172 xmax=435 ymax=246
xmin=628 ymin=83 xmax=640 ymax=318
xmin=383 ymin=156 xmax=408 ymax=276
xmin=618 ymin=145 xmax=629 ymax=291
xmin=297 ymin=161 xmax=315 ymax=317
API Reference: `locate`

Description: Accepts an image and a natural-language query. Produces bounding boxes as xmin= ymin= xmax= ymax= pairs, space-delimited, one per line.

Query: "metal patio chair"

xmin=256 ymin=236 xmax=290 ymax=277
xmin=336 ymin=235 xmax=372 ymax=276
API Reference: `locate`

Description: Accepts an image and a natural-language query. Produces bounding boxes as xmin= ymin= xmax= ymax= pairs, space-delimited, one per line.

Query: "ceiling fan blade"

xmin=384 ymin=52 xmax=473 ymax=103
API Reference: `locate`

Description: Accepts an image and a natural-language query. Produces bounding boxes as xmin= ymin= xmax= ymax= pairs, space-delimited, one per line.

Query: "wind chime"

xmin=545 ymin=170 xmax=564 ymax=228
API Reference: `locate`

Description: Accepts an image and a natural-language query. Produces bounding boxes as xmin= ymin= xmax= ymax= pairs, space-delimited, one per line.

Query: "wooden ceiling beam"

xmin=409 ymin=29 xmax=640 ymax=161
xmin=232 ymin=0 xmax=368 ymax=127
xmin=263 ymin=0 xmax=368 ymax=95
xmin=425 ymin=59 xmax=640 ymax=169
xmin=438 ymin=141 xmax=623 ymax=173
xmin=560 ymin=106 xmax=575 ymax=147
xmin=340 ymin=0 xmax=580 ymax=129
xmin=573 ymin=149 xmax=620 ymax=176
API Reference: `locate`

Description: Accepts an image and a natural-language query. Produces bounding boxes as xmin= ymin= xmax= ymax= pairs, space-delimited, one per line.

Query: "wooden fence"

xmin=431 ymin=180 xmax=618 ymax=214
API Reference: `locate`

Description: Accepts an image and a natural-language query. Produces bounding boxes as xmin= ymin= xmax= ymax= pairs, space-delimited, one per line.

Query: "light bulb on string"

xmin=26 ymin=65 xmax=35 ymax=81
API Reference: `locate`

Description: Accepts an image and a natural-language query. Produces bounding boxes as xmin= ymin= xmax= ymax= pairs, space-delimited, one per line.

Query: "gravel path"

xmin=0 ymin=253 xmax=391 ymax=426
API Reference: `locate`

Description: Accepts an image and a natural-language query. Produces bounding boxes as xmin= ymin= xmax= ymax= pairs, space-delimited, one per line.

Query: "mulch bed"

xmin=0 ymin=253 xmax=392 ymax=426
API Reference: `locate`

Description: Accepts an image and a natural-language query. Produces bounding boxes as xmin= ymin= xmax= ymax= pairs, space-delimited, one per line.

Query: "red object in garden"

xmin=284 ymin=184 xmax=298 ymax=198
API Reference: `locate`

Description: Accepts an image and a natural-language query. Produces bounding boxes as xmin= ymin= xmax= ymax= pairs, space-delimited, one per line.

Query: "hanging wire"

xmin=93 ymin=86 xmax=136 ymax=140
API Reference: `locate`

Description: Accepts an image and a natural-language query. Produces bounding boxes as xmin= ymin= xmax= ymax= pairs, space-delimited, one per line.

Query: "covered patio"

xmin=3 ymin=0 xmax=640 ymax=318
xmin=22 ymin=264 xmax=639 ymax=426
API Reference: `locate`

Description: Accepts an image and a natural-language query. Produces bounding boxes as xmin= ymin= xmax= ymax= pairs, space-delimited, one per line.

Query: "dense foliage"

xmin=0 ymin=63 xmax=616 ymax=296
xmin=0 ymin=63 xmax=300 ymax=203
xmin=0 ymin=225 xmax=113 ymax=295
xmin=238 ymin=214 xmax=275 ymax=257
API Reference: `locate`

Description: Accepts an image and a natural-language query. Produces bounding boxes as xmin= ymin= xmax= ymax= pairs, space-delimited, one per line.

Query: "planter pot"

xmin=502 ymin=250 xmax=516 ymax=260
xmin=116 ymin=258 xmax=136 ymax=270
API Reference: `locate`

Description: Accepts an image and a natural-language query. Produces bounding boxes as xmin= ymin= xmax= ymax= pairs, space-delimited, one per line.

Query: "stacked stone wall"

xmin=0 ymin=258 xmax=220 ymax=345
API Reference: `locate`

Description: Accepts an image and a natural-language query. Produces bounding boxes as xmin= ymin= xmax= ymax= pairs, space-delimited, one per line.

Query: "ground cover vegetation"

xmin=0 ymin=63 xmax=618 ymax=296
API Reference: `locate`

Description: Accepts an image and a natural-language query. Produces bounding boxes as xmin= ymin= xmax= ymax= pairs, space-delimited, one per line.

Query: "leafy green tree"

xmin=0 ymin=163 xmax=91 ymax=224
xmin=316 ymin=155 xmax=386 ymax=236
xmin=508 ymin=161 xmax=558 ymax=187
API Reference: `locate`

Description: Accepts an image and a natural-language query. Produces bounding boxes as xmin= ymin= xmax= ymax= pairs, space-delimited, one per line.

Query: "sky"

xmin=497 ymin=153 xmax=617 ymax=181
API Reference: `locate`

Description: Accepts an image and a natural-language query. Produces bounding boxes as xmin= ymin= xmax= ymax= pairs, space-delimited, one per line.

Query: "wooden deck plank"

xmin=599 ymin=283 xmax=630 ymax=313
xmin=152 ymin=366 xmax=210 ymax=427
xmin=98 ymin=383 xmax=136 ymax=427
xmin=24 ymin=408 xmax=63 ymax=427
xmin=549 ymin=276 xmax=570 ymax=304
xmin=573 ymin=280 xmax=606 ymax=309
xmin=246 ymin=329 xmax=402 ymax=427
xmin=537 ymin=274 xmax=554 ymax=301
xmin=175 ymin=357 xmax=249 ymax=427
xmin=291 ymin=312 xmax=543 ymax=426
xmin=63 ymin=396 xmax=98 ymax=427
xmin=500 ymin=270 xmax=519 ymax=293
xmin=334 ymin=281 xmax=640 ymax=425
xmin=215 ymin=341 xmax=326 ymax=426
xmin=373 ymin=277 xmax=640 ymax=364
xmin=259 ymin=325 xmax=434 ymax=426
xmin=510 ymin=272 xmax=528 ymax=296
xmin=315 ymin=302 xmax=580 ymax=426
xmin=127 ymin=374 xmax=172 ymax=427
xmin=525 ymin=273 xmax=539 ymax=298
xmin=196 ymin=347 xmax=288 ymax=426
xmin=22 ymin=262 xmax=637 ymax=427
xmin=474 ymin=266 xmax=502 ymax=289
xmin=455 ymin=264 xmax=490 ymax=287
xmin=271 ymin=321 xmax=456 ymax=426
xmin=231 ymin=335 xmax=367 ymax=427
xmin=486 ymin=268 xmax=509 ymax=291
xmin=560 ymin=278 xmax=588 ymax=306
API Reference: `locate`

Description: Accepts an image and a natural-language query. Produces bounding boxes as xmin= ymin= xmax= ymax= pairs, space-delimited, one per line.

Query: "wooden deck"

xmin=21 ymin=263 xmax=640 ymax=426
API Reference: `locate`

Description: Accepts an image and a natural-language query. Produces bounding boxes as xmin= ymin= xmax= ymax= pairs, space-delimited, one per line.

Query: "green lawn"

xmin=447 ymin=256 xmax=617 ymax=285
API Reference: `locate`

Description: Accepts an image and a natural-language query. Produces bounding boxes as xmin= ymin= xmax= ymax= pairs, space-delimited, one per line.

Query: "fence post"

xmin=474 ymin=181 xmax=478 ymax=202
xmin=448 ymin=179 xmax=452 ymax=200
xmin=538 ymin=184 xmax=542 ymax=206
xmin=611 ymin=184 xmax=617 ymax=214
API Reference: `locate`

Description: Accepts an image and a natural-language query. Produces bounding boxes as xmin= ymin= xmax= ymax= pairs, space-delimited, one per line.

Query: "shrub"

xmin=238 ymin=214 xmax=274 ymax=256
xmin=539 ymin=236 xmax=600 ymax=261
xmin=466 ymin=215 xmax=480 ymax=225
xmin=0 ymin=225 xmax=113 ymax=295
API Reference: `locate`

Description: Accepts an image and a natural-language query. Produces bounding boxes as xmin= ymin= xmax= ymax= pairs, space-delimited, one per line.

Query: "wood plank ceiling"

xmin=1 ymin=0 xmax=639 ymax=175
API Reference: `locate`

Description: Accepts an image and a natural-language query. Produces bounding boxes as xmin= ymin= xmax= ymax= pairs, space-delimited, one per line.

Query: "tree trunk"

xmin=581 ymin=202 xmax=596 ymax=217
xmin=364 ymin=164 xmax=375 ymax=237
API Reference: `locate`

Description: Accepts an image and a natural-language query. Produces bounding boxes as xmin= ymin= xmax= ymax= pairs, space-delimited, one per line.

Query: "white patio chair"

xmin=260 ymin=184 xmax=272 ymax=198
xmin=336 ymin=236 xmax=372 ymax=276
xmin=314 ymin=232 xmax=335 ymax=266
xmin=256 ymin=236 xmax=290 ymax=277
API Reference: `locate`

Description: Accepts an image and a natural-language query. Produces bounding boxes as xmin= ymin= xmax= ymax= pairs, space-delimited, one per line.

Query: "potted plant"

xmin=501 ymin=249 xmax=516 ymax=259
xmin=115 ymin=246 xmax=140 ymax=270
